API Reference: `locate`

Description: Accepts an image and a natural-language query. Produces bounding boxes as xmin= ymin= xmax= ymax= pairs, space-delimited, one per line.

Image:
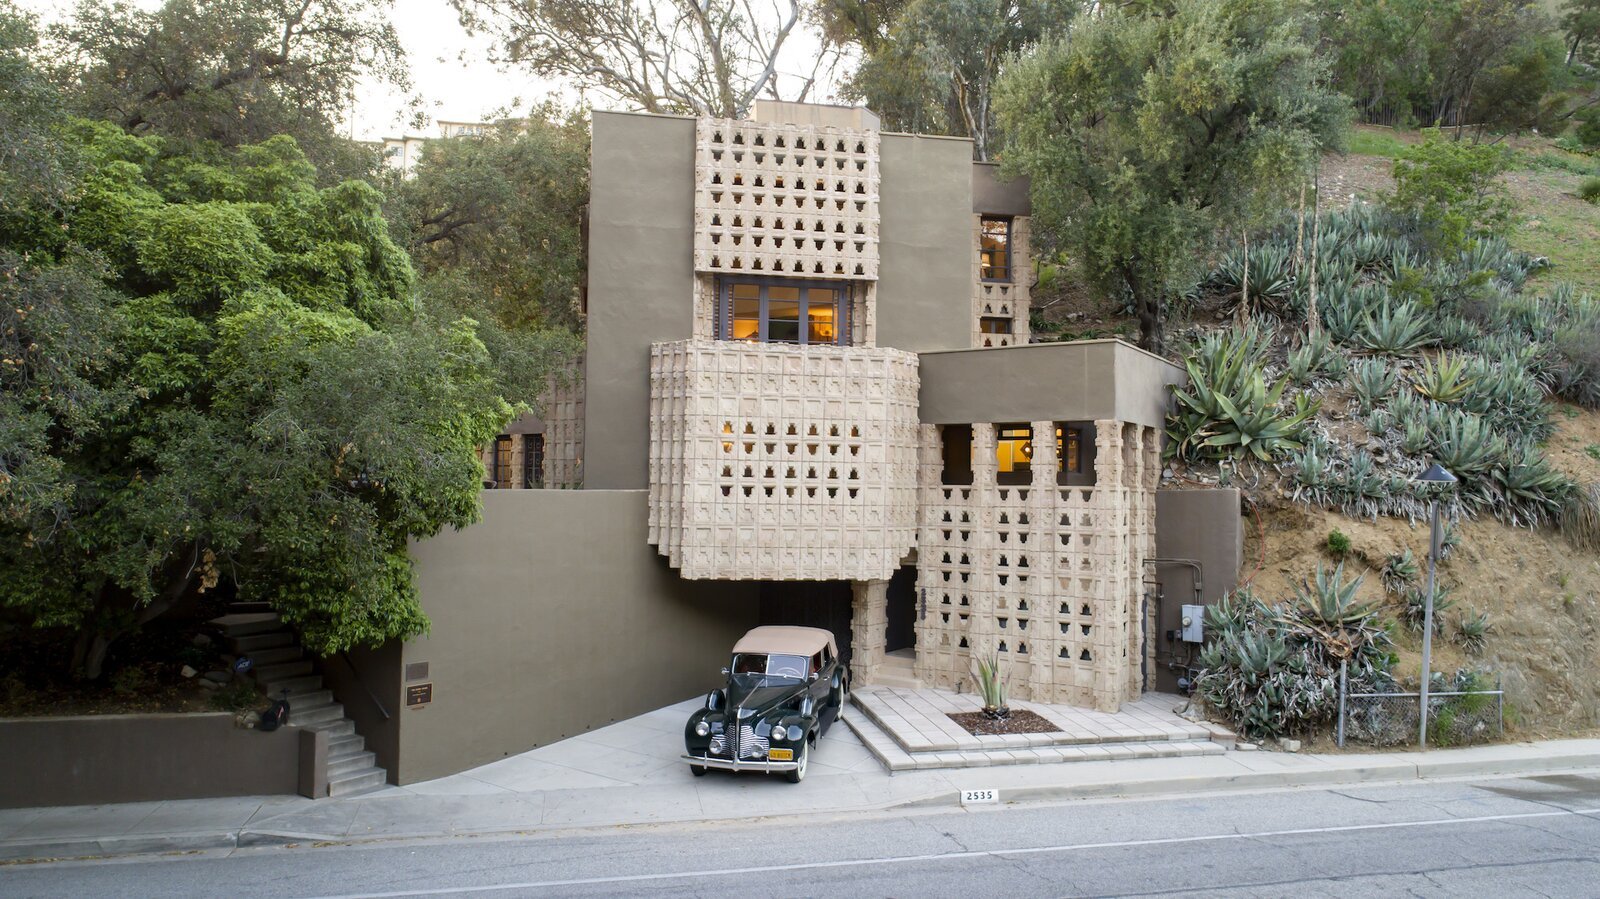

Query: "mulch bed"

xmin=948 ymin=709 xmax=1062 ymax=737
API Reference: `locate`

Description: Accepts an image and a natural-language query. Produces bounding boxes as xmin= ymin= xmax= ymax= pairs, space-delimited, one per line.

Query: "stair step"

xmin=308 ymin=718 xmax=355 ymax=738
xmin=327 ymin=751 xmax=376 ymax=778
xmin=210 ymin=613 xmax=283 ymax=637
xmin=291 ymin=703 xmax=345 ymax=727
xmin=281 ymin=689 xmax=333 ymax=711
xmin=328 ymin=733 xmax=366 ymax=755
xmin=328 ymin=768 xmax=388 ymax=797
xmin=873 ymin=673 xmax=923 ymax=690
xmin=232 ymin=632 xmax=294 ymax=653
xmin=255 ymin=659 xmax=314 ymax=681
xmin=261 ymin=675 xmax=323 ymax=696
xmin=226 ymin=602 xmax=276 ymax=614
xmin=244 ymin=646 xmax=303 ymax=666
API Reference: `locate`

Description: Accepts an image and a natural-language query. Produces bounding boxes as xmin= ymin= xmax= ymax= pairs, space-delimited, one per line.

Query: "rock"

xmin=1279 ymin=738 xmax=1302 ymax=753
xmin=180 ymin=665 xmax=198 ymax=679
xmin=202 ymin=670 xmax=231 ymax=685
xmin=191 ymin=633 xmax=212 ymax=647
xmin=1236 ymin=741 xmax=1259 ymax=751
xmin=234 ymin=710 xmax=260 ymax=729
xmin=197 ymin=679 xmax=219 ymax=690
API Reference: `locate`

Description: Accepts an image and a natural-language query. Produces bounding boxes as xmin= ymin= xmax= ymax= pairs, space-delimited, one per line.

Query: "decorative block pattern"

xmin=972 ymin=215 xmax=1032 ymax=347
xmin=648 ymin=339 xmax=920 ymax=581
xmin=693 ymin=118 xmax=880 ymax=281
xmin=908 ymin=419 xmax=1161 ymax=712
xmin=543 ymin=366 xmax=585 ymax=489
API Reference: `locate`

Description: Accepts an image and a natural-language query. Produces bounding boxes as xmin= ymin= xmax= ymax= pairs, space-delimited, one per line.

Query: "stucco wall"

xmin=1153 ymin=488 xmax=1244 ymax=692
xmin=917 ymin=340 xmax=1185 ymax=429
xmin=0 ymin=714 xmax=308 ymax=808
xmin=972 ymin=163 xmax=1030 ymax=216
xmin=875 ymin=133 xmax=975 ymax=353
xmin=400 ymin=489 xmax=757 ymax=784
xmin=585 ymin=111 xmax=697 ymax=489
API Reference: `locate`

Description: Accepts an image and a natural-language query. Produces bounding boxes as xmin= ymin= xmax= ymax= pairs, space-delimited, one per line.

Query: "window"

xmin=492 ymin=435 xmax=513 ymax=488
xmin=940 ymin=424 xmax=974 ymax=486
xmin=1055 ymin=422 xmax=1096 ymax=486
xmin=996 ymin=424 xmax=1032 ymax=486
xmin=979 ymin=317 xmax=1012 ymax=341
xmin=980 ymin=217 xmax=1012 ymax=281
xmin=522 ymin=433 xmax=545 ymax=489
xmin=718 ymin=278 xmax=849 ymax=345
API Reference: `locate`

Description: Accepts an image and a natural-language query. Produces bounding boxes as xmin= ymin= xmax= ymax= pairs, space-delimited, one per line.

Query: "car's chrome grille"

xmin=736 ymin=725 xmax=769 ymax=760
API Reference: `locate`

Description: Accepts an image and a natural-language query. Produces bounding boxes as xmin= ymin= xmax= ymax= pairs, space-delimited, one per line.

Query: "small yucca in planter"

xmin=972 ymin=650 xmax=1010 ymax=720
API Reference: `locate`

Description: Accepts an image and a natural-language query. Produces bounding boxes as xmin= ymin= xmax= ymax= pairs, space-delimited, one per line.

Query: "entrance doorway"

xmin=885 ymin=565 xmax=917 ymax=653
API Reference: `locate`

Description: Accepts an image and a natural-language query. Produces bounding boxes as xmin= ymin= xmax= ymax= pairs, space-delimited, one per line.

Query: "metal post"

xmin=1419 ymin=499 xmax=1440 ymax=750
xmin=1337 ymin=658 xmax=1348 ymax=748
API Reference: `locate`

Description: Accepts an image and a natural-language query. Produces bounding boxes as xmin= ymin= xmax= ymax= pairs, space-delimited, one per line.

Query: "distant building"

xmin=380 ymin=120 xmax=494 ymax=176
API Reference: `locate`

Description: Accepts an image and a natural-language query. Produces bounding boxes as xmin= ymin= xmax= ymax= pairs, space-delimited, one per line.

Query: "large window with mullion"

xmin=719 ymin=278 xmax=849 ymax=346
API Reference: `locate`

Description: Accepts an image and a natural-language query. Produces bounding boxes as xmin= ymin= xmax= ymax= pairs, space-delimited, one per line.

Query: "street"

xmin=3 ymin=773 xmax=1598 ymax=898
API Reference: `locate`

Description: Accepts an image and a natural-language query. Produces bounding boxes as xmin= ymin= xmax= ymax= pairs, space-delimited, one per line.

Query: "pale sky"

xmin=25 ymin=0 xmax=845 ymax=142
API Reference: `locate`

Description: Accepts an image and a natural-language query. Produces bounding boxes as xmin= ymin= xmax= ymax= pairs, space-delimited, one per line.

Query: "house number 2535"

xmin=961 ymin=789 xmax=998 ymax=805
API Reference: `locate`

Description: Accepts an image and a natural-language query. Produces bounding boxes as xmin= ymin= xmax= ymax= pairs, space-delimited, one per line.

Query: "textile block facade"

xmin=912 ymin=420 xmax=1161 ymax=712
xmin=693 ymin=118 xmax=881 ymax=281
xmin=647 ymin=340 xmax=920 ymax=581
xmin=973 ymin=215 xmax=1031 ymax=348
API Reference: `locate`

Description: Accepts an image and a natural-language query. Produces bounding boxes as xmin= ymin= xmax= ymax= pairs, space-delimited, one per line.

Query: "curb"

xmin=0 ymin=831 xmax=239 ymax=863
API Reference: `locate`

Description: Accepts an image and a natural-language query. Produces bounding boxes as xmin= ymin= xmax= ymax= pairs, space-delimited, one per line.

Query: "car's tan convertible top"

xmin=731 ymin=626 xmax=837 ymax=658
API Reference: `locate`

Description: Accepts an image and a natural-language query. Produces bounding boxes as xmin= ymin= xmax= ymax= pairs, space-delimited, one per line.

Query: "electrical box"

xmin=1180 ymin=604 xmax=1205 ymax=643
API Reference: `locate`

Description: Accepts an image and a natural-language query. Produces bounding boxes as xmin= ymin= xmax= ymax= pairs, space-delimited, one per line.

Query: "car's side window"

xmin=811 ymin=651 xmax=823 ymax=674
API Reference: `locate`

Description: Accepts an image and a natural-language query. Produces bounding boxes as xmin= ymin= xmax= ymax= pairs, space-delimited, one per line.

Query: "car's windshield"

xmin=730 ymin=652 xmax=809 ymax=682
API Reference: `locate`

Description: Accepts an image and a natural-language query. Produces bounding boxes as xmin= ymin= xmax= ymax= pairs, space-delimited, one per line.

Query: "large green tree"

xmin=1 ymin=29 xmax=541 ymax=677
xmin=826 ymin=0 xmax=1075 ymax=159
xmin=45 ymin=0 xmax=410 ymax=182
xmin=996 ymin=0 xmax=1349 ymax=353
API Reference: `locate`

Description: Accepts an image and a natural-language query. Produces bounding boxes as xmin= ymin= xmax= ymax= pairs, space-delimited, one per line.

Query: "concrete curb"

xmin=5 ymin=748 xmax=1599 ymax=864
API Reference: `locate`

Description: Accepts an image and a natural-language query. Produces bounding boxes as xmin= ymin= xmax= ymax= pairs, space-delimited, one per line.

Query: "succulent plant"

xmin=1351 ymin=358 xmax=1397 ymax=414
xmin=1168 ymin=327 xmax=1319 ymax=462
xmin=1361 ymin=301 xmax=1437 ymax=353
xmin=1401 ymin=585 xmax=1456 ymax=634
xmin=1382 ymin=549 xmax=1420 ymax=592
xmin=1494 ymin=442 xmax=1574 ymax=527
xmin=1414 ymin=353 xmax=1474 ymax=404
xmin=1454 ymin=611 xmax=1491 ymax=653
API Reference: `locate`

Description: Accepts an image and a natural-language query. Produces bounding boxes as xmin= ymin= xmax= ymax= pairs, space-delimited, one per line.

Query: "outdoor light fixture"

xmin=1412 ymin=462 xmax=1457 ymax=751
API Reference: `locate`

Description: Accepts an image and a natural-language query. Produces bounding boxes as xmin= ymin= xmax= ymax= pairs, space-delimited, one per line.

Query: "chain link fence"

xmin=1337 ymin=667 xmax=1503 ymax=748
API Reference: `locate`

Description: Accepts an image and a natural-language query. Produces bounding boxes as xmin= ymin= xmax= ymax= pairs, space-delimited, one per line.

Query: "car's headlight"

xmin=786 ymin=724 xmax=803 ymax=742
xmin=694 ymin=720 xmax=710 ymax=737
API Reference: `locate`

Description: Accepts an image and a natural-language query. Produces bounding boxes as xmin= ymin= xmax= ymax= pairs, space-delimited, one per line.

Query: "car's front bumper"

xmin=682 ymin=753 xmax=798 ymax=773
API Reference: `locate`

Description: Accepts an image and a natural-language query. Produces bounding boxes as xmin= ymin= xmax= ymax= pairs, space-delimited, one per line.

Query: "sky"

xmin=24 ymin=0 xmax=845 ymax=142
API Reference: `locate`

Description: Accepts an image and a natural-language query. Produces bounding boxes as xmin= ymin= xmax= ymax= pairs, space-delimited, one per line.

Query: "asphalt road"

xmin=4 ymin=773 xmax=1600 ymax=898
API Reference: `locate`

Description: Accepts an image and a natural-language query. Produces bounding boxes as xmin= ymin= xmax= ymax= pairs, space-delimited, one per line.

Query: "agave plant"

xmin=1169 ymin=329 xmax=1319 ymax=462
xmin=1427 ymin=409 xmax=1506 ymax=481
xmin=1494 ymin=442 xmax=1574 ymax=527
xmin=1401 ymin=418 xmax=1429 ymax=455
xmin=1286 ymin=332 xmax=1336 ymax=386
xmin=1361 ymin=301 xmax=1437 ymax=353
xmin=1436 ymin=314 xmax=1479 ymax=349
xmin=1334 ymin=449 xmax=1387 ymax=519
xmin=1351 ymin=358 xmax=1397 ymax=413
xmin=1402 ymin=585 xmax=1456 ymax=634
xmin=1414 ymin=353 xmax=1475 ymax=404
xmin=1454 ymin=611 xmax=1492 ymax=653
xmin=1217 ymin=243 xmax=1295 ymax=314
xmin=1382 ymin=549 xmax=1419 ymax=592
xmin=971 ymin=650 xmax=1009 ymax=719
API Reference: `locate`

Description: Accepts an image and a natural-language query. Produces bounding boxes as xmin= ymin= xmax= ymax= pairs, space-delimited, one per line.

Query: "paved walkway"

xmin=3 ymin=695 xmax=1599 ymax=863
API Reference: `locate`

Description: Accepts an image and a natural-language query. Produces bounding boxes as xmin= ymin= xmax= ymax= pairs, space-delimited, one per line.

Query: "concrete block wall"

xmin=971 ymin=215 xmax=1032 ymax=347
xmin=544 ymin=367 xmax=585 ymax=488
xmin=911 ymin=419 xmax=1161 ymax=712
xmin=693 ymin=118 xmax=881 ymax=281
xmin=647 ymin=339 xmax=920 ymax=581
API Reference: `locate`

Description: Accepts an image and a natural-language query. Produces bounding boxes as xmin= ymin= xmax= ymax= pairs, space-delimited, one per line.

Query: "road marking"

xmin=300 ymin=805 xmax=1600 ymax=898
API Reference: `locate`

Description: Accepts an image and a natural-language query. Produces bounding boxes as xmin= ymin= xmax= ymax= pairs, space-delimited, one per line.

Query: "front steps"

xmin=212 ymin=606 xmax=390 ymax=798
xmin=846 ymin=685 xmax=1226 ymax=772
xmin=872 ymin=649 xmax=923 ymax=690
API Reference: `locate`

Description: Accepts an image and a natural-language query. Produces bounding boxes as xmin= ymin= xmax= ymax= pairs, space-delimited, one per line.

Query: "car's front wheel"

xmin=690 ymin=764 xmax=707 ymax=777
xmin=786 ymin=739 xmax=809 ymax=784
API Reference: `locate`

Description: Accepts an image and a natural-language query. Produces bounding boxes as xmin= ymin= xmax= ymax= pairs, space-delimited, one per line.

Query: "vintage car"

xmin=683 ymin=626 xmax=849 ymax=783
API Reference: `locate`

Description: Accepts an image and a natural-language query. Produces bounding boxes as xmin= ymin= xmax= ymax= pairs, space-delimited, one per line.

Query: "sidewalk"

xmin=4 ymin=696 xmax=1599 ymax=863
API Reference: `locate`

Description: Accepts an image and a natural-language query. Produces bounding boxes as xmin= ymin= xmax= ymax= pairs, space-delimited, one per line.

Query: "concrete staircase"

xmin=872 ymin=648 xmax=923 ymax=690
xmin=212 ymin=604 xmax=389 ymax=798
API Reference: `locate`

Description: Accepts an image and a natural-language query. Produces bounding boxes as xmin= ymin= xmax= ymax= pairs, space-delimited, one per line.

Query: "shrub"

xmin=1562 ymin=483 xmax=1600 ymax=552
xmin=1326 ymin=528 xmax=1351 ymax=556
xmin=1580 ymin=178 xmax=1600 ymax=206
xmin=1386 ymin=129 xmax=1516 ymax=254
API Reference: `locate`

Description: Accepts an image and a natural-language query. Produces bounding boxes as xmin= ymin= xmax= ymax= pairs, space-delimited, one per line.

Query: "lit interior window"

xmin=1057 ymin=426 xmax=1082 ymax=473
xmin=996 ymin=425 xmax=1033 ymax=476
xmin=980 ymin=217 xmax=1011 ymax=281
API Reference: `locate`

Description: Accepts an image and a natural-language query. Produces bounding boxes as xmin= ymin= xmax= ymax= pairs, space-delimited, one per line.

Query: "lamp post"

xmin=1414 ymin=462 xmax=1457 ymax=750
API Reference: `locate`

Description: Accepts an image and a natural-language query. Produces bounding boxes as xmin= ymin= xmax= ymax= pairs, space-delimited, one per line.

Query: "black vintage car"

xmin=683 ymin=626 xmax=848 ymax=783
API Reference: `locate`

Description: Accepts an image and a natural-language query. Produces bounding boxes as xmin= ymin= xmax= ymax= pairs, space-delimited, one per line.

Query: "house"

xmin=349 ymin=101 xmax=1239 ymax=785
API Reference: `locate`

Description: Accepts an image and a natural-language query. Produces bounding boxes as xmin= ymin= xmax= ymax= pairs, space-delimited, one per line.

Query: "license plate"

xmin=767 ymin=748 xmax=794 ymax=761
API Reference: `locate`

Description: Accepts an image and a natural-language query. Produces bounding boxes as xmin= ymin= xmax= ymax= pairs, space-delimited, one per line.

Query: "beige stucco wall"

xmin=973 ymin=163 xmax=1030 ymax=216
xmin=916 ymin=340 xmax=1185 ymax=429
xmin=875 ymin=133 xmax=975 ymax=353
xmin=585 ymin=112 xmax=697 ymax=489
xmin=399 ymin=489 xmax=757 ymax=784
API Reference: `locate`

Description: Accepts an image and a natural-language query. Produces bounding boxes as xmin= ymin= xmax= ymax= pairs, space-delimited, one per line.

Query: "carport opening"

xmin=757 ymin=580 xmax=854 ymax=668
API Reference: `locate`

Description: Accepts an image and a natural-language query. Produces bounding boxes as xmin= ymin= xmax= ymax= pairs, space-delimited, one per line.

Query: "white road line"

xmin=300 ymin=806 xmax=1600 ymax=899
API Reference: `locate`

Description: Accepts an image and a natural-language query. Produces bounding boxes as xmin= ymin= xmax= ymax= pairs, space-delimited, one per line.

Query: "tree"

xmin=996 ymin=0 xmax=1348 ymax=353
xmin=830 ymin=0 xmax=1075 ymax=159
xmin=388 ymin=111 xmax=590 ymax=333
xmin=1561 ymin=0 xmax=1600 ymax=67
xmin=1385 ymin=129 xmax=1516 ymax=254
xmin=46 ymin=0 xmax=409 ymax=182
xmin=450 ymin=0 xmax=823 ymax=118
xmin=0 ymin=63 xmax=540 ymax=677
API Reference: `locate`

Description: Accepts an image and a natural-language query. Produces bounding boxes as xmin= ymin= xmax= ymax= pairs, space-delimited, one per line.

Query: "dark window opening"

xmin=996 ymin=423 xmax=1032 ymax=486
xmin=939 ymin=424 xmax=973 ymax=486
xmin=523 ymin=433 xmax=545 ymax=488
xmin=717 ymin=278 xmax=849 ymax=345
xmin=980 ymin=316 xmax=1012 ymax=335
xmin=491 ymin=435 xmax=513 ymax=488
xmin=1055 ymin=421 xmax=1097 ymax=487
xmin=980 ymin=217 xmax=1012 ymax=282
